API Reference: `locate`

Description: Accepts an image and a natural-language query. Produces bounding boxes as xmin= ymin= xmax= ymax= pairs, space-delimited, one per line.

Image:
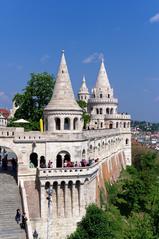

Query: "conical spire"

xmin=95 ymin=59 xmax=111 ymax=90
xmin=79 ymin=76 xmax=89 ymax=94
xmin=45 ymin=51 xmax=81 ymax=111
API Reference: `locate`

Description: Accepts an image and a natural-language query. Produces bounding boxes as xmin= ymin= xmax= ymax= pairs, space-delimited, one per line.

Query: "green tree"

xmin=77 ymin=100 xmax=90 ymax=128
xmin=9 ymin=72 xmax=55 ymax=130
xmin=68 ymin=204 xmax=124 ymax=239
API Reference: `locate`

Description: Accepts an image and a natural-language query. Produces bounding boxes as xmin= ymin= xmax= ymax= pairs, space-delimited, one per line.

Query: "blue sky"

xmin=0 ymin=0 xmax=159 ymax=122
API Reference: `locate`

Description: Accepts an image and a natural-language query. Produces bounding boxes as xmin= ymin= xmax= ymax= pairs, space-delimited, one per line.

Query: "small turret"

xmin=78 ymin=76 xmax=90 ymax=103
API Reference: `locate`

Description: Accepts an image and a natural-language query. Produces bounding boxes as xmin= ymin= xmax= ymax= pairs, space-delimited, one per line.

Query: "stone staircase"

xmin=0 ymin=169 xmax=26 ymax=239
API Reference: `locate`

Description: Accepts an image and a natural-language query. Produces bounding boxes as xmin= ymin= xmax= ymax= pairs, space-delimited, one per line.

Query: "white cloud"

xmin=40 ymin=54 xmax=50 ymax=64
xmin=82 ymin=52 xmax=104 ymax=64
xmin=149 ymin=13 xmax=159 ymax=23
xmin=0 ymin=91 xmax=9 ymax=104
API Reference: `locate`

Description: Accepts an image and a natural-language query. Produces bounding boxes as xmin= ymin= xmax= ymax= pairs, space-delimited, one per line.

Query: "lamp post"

xmin=33 ymin=229 xmax=38 ymax=239
xmin=46 ymin=187 xmax=53 ymax=239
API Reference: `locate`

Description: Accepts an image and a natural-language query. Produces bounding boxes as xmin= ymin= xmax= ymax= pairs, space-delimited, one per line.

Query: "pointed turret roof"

xmin=95 ymin=59 xmax=111 ymax=90
xmin=45 ymin=51 xmax=82 ymax=111
xmin=79 ymin=76 xmax=89 ymax=94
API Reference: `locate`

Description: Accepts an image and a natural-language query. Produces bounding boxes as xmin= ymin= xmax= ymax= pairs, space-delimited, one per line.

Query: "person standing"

xmin=21 ymin=212 xmax=27 ymax=230
xmin=15 ymin=209 xmax=21 ymax=224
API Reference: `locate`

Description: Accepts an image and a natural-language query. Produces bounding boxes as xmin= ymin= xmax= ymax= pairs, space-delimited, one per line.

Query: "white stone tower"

xmin=88 ymin=59 xmax=118 ymax=129
xmin=78 ymin=76 xmax=90 ymax=103
xmin=44 ymin=50 xmax=83 ymax=133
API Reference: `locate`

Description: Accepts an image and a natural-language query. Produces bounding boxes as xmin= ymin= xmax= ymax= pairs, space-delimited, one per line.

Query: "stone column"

xmin=65 ymin=182 xmax=73 ymax=217
xmin=73 ymin=182 xmax=80 ymax=217
xmin=61 ymin=117 xmax=64 ymax=131
xmin=58 ymin=182 xmax=65 ymax=217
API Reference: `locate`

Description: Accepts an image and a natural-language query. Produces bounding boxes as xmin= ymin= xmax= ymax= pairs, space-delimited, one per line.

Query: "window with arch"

xmin=116 ymin=122 xmax=119 ymax=128
xmin=64 ymin=118 xmax=70 ymax=130
xmin=110 ymin=108 xmax=113 ymax=114
xmin=55 ymin=118 xmax=61 ymax=130
xmin=108 ymin=94 xmax=110 ymax=98
xmin=100 ymin=93 xmax=102 ymax=98
xmin=73 ymin=118 xmax=78 ymax=130
xmin=82 ymin=149 xmax=86 ymax=159
xmin=100 ymin=108 xmax=103 ymax=114
xmin=126 ymin=138 xmax=129 ymax=145
xmin=109 ymin=122 xmax=113 ymax=129
xmin=101 ymin=122 xmax=103 ymax=128
xmin=96 ymin=108 xmax=99 ymax=114
xmin=123 ymin=122 xmax=126 ymax=128
xmin=106 ymin=108 xmax=109 ymax=114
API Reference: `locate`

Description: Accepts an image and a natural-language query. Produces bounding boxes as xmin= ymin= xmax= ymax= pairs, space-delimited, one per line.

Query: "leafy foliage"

xmin=8 ymin=72 xmax=55 ymax=130
xmin=77 ymin=100 xmax=90 ymax=128
xmin=68 ymin=145 xmax=159 ymax=239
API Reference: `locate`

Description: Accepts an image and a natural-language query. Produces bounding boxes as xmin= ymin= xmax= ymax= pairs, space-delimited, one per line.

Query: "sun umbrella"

xmin=13 ymin=119 xmax=30 ymax=123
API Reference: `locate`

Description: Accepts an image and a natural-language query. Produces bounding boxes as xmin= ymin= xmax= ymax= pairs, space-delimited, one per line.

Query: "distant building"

xmin=0 ymin=108 xmax=10 ymax=127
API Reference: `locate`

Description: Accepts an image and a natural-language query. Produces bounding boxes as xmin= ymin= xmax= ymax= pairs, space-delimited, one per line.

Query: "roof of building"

xmin=0 ymin=109 xmax=10 ymax=119
xmin=95 ymin=59 xmax=111 ymax=90
xmin=79 ymin=76 xmax=89 ymax=94
xmin=45 ymin=51 xmax=82 ymax=112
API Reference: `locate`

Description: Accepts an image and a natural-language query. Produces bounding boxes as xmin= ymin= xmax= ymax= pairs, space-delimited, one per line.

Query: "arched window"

xmin=82 ymin=149 xmax=86 ymax=159
xmin=56 ymin=154 xmax=62 ymax=168
xmin=96 ymin=108 xmax=99 ymax=114
xmin=109 ymin=122 xmax=113 ymax=129
xmin=100 ymin=94 xmax=102 ymax=98
xmin=45 ymin=181 xmax=50 ymax=190
xmin=100 ymin=108 xmax=103 ymax=114
xmin=106 ymin=108 xmax=109 ymax=114
xmin=55 ymin=118 xmax=61 ymax=130
xmin=123 ymin=122 xmax=126 ymax=128
xmin=40 ymin=156 xmax=46 ymax=168
xmin=126 ymin=138 xmax=129 ymax=145
xmin=110 ymin=108 xmax=113 ymax=114
xmin=29 ymin=153 xmax=38 ymax=168
xmin=64 ymin=118 xmax=70 ymax=130
xmin=73 ymin=118 xmax=78 ymax=130
xmin=108 ymin=94 xmax=110 ymax=98
xmin=116 ymin=122 xmax=119 ymax=128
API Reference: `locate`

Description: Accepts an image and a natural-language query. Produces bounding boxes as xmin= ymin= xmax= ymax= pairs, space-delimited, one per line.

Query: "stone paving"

xmin=0 ymin=167 xmax=26 ymax=239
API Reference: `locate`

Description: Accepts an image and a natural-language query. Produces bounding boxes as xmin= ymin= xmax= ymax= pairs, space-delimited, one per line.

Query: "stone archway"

xmin=56 ymin=151 xmax=71 ymax=168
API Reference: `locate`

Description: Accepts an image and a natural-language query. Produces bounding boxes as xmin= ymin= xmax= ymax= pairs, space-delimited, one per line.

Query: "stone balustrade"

xmin=38 ymin=164 xmax=99 ymax=184
xmin=91 ymin=113 xmax=131 ymax=120
xmin=89 ymin=98 xmax=118 ymax=104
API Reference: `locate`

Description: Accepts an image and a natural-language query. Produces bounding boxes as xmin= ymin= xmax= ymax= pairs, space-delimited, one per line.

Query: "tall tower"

xmin=78 ymin=76 xmax=90 ymax=103
xmin=44 ymin=51 xmax=83 ymax=132
xmin=88 ymin=59 xmax=118 ymax=129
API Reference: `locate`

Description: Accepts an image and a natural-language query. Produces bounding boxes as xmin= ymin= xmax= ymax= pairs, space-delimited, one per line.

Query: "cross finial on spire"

xmin=62 ymin=49 xmax=65 ymax=53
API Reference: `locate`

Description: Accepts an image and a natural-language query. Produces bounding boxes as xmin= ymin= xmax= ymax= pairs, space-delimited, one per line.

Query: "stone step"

xmin=0 ymin=171 xmax=26 ymax=239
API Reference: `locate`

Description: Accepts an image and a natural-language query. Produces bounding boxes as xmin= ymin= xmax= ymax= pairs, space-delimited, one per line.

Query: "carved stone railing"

xmin=38 ymin=163 xmax=99 ymax=184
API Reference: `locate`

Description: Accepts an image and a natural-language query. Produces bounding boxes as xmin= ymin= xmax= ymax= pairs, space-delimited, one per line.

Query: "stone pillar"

xmin=52 ymin=182 xmax=58 ymax=218
xmin=70 ymin=117 xmax=74 ymax=131
xmin=79 ymin=183 xmax=86 ymax=216
xmin=61 ymin=118 xmax=64 ymax=131
xmin=65 ymin=182 xmax=73 ymax=217
xmin=73 ymin=182 xmax=80 ymax=217
xmin=40 ymin=186 xmax=47 ymax=218
xmin=58 ymin=182 xmax=65 ymax=217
